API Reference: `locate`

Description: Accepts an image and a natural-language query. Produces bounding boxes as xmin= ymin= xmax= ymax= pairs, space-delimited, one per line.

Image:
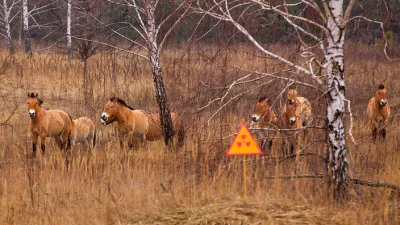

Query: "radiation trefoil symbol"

xmin=226 ymin=123 xmax=263 ymax=156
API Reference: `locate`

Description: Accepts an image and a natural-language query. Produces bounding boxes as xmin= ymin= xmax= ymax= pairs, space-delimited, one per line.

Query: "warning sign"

xmin=226 ymin=123 xmax=263 ymax=156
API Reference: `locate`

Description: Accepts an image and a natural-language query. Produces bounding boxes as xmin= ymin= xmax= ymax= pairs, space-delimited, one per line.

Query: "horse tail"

xmin=93 ymin=127 xmax=97 ymax=148
xmin=177 ymin=123 xmax=185 ymax=147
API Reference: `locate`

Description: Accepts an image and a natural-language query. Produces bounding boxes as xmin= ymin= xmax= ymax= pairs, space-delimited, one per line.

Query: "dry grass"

xmin=1 ymin=43 xmax=400 ymax=224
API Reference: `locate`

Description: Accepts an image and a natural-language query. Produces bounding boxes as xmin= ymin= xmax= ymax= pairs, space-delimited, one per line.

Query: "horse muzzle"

xmin=29 ymin=110 xmax=36 ymax=118
xmin=101 ymin=112 xmax=109 ymax=125
xmin=251 ymin=115 xmax=260 ymax=122
xmin=380 ymin=100 xmax=387 ymax=107
xmin=289 ymin=117 xmax=296 ymax=125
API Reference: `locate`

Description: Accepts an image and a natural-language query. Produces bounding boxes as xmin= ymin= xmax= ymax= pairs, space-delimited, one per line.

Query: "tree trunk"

xmin=325 ymin=0 xmax=349 ymax=200
xmin=3 ymin=0 xmax=14 ymax=55
xmin=22 ymin=0 xmax=31 ymax=56
xmin=67 ymin=0 xmax=72 ymax=59
xmin=145 ymin=2 xmax=174 ymax=147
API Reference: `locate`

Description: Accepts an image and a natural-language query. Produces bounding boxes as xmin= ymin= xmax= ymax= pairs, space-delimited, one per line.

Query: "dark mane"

xmin=378 ymin=83 xmax=385 ymax=90
xmin=109 ymin=97 xmax=135 ymax=110
xmin=289 ymin=84 xmax=297 ymax=90
xmin=258 ymin=96 xmax=268 ymax=103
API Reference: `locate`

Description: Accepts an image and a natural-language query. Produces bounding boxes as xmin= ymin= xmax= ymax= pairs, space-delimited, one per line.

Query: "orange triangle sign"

xmin=226 ymin=123 xmax=263 ymax=156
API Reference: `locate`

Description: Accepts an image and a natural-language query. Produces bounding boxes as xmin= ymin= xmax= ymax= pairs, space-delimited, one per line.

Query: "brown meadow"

xmin=1 ymin=43 xmax=400 ymax=224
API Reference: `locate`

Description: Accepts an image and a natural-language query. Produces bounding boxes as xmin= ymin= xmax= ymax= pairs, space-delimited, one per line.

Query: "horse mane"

xmin=109 ymin=97 xmax=135 ymax=110
xmin=378 ymin=83 xmax=385 ymax=90
xmin=258 ymin=96 xmax=268 ymax=103
xmin=289 ymin=84 xmax=296 ymax=90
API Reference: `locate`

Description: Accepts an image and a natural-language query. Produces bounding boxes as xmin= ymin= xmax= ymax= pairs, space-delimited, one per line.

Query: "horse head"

xmin=376 ymin=83 xmax=388 ymax=108
xmin=252 ymin=97 xmax=271 ymax=122
xmin=101 ymin=98 xmax=119 ymax=125
xmin=284 ymin=103 xmax=297 ymax=128
xmin=27 ymin=92 xmax=41 ymax=118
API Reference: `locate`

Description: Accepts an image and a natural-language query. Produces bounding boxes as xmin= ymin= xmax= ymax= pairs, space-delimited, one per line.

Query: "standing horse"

xmin=278 ymin=103 xmax=301 ymax=155
xmin=71 ymin=117 xmax=96 ymax=150
xmin=250 ymin=97 xmax=277 ymax=153
xmin=367 ymin=84 xmax=390 ymax=140
xmin=101 ymin=97 xmax=184 ymax=149
xmin=27 ymin=92 xmax=73 ymax=156
xmin=281 ymin=86 xmax=312 ymax=147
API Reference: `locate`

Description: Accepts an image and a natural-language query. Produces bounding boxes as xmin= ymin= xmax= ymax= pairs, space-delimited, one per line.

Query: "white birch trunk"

xmin=66 ymin=0 xmax=71 ymax=58
xmin=22 ymin=0 xmax=30 ymax=55
xmin=145 ymin=1 xmax=175 ymax=146
xmin=325 ymin=0 xmax=348 ymax=199
xmin=3 ymin=0 xmax=14 ymax=55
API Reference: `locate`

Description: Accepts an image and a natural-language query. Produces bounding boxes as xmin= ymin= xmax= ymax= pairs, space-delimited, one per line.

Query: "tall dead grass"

xmin=0 ymin=42 xmax=400 ymax=224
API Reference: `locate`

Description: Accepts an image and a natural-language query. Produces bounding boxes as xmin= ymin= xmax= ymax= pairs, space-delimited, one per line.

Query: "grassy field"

xmin=1 ymin=43 xmax=400 ymax=224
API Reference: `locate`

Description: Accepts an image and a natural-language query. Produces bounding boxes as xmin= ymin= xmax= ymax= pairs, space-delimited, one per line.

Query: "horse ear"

xmin=27 ymin=92 xmax=30 ymax=97
xmin=35 ymin=93 xmax=38 ymax=98
xmin=378 ymin=83 xmax=385 ymax=90
xmin=258 ymin=96 xmax=268 ymax=103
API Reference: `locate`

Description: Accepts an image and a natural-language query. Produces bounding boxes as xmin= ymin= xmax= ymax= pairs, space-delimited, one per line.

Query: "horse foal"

xmin=367 ymin=84 xmax=390 ymax=140
xmin=71 ymin=117 xmax=96 ymax=150
xmin=27 ymin=92 xmax=73 ymax=156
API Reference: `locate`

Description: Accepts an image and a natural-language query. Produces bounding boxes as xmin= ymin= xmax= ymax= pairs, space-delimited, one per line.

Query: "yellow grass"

xmin=1 ymin=43 xmax=400 ymax=224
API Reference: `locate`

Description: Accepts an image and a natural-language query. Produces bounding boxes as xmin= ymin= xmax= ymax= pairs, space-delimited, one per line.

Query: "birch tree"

xmin=66 ymin=0 xmax=71 ymax=58
xmin=22 ymin=0 xmax=30 ymax=54
xmin=0 ymin=0 xmax=20 ymax=55
xmin=194 ymin=0 xmax=358 ymax=199
xmin=89 ymin=0 xmax=191 ymax=147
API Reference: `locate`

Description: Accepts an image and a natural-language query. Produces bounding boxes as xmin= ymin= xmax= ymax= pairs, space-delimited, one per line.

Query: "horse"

xmin=250 ymin=97 xmax=277 ymax=153
xmin=278 ymin=103 xmax=301 ymax=155
xmin=27 ymin=92 xmax=73 ymax=156
xmin=100 ymin=97 xmax=184 ymax=149
xmin=281 ymin=86 xmax=312 ymax=147
xmin=71 ymin=117 xmax=96 ymax=150
xmin=367 ymin=83 xmax=390 ymax=140
xmin=282 ymin=86 xmax=312 ymax=127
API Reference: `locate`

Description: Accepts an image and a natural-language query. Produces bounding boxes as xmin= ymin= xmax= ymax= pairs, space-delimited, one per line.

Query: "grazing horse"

xmin=71 ymin=117 xmax=96 ymax=150
xmin=27 ymin=92 xmax=73 ymax=156
xmin=278 ymin=103 xmax=300 ymax=155
xmin=101 ymin=97 xmax=184 ymax=149
xmin=250 ymin=97 xmax=277 ymax=152
xmin=367 ymin=84 xmax=390 ymax=140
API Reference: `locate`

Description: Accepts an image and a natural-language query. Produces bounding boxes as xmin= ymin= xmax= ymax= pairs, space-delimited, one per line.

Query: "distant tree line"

xmin=1 ymin=0 xmax=400 ymax=56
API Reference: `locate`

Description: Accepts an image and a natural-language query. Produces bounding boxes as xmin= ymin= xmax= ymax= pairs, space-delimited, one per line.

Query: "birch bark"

xmin=145 ymin=1 xmax=174 ymax=146
xmin=67 ymin=0 xmax=71 ymax=58
xmin=22 ymin=0 xmax=30 ymax=55
xmin=325 ymin=0 xmax=348 ymax=199
xmin=3 ymin=0 xmax=14 ymax=54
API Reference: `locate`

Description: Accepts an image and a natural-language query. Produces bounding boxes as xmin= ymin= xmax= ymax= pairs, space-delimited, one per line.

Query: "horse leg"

xmin=372 ymin=128 xmax=378 ymax=141
xmin=31 ymin=134 xmax=38 ymax=157
xmin=127 ymin=132 xmax=135 ymax=150
xmin=382 ymin=128 xmax=386 ymax=140
xmin=40 ymin=133 xmax=46 ymax=154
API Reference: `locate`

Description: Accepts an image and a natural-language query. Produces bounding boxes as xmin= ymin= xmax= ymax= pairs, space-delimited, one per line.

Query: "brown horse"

xmin=367 ymin=83 xmax=390 ymax=140
xmin=278 ymin=103 xmax=300 ymax=155
xmin=71 ymin=117 xmax=96 ymax=150
xmin=282 ymin=86 xmax=312 ymax=127
xmin=27 ymin=92 xmax=73 ymax=156
xmin=250 ymin=97 xmax=277 ymax=153
xmin=101 ymin=97 xmax=184 ymax=149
